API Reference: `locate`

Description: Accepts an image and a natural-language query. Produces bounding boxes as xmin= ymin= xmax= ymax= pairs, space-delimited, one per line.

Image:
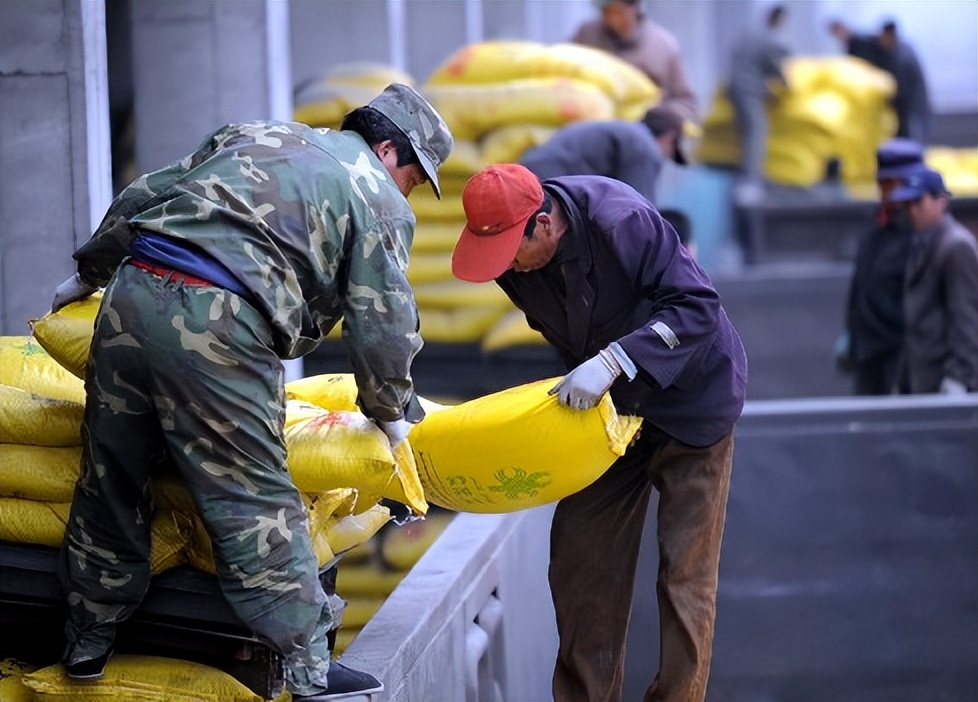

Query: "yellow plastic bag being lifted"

xmin=22 ymin=654 xmax=269 ymax=702
xmin=29 ymin=291 xmax=102 ymax=380
xmin=409 ymin=378 xmax=642 ymax=513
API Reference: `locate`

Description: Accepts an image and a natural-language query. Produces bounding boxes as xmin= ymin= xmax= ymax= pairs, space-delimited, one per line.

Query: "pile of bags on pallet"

xmin=293 ymin=41 xmax=660 ymax=351
xmin=5 ymin=293 xmax=641 ymax=537
xmin=2 ymin=294 xmax=642 ymax=691
xmin=696 ymin=55 xmax=897 ymax=190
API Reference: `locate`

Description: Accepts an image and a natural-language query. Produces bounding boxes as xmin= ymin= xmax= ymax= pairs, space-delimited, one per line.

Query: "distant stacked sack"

xmin=293 ymin=61 xmax=416 ymax=130
xmin=926 ymin=147 xmax=978 ymax=199
xmin=696 ymin=55 xmax=897 ymax=189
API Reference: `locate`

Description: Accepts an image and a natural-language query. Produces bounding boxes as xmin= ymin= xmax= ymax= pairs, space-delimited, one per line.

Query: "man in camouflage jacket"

xmin=50 ymin=83 xmax=453 ymax=700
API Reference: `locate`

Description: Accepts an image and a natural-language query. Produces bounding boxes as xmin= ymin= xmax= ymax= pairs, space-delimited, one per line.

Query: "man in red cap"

xmin=452 ymin=164 xmax=748 ymax=702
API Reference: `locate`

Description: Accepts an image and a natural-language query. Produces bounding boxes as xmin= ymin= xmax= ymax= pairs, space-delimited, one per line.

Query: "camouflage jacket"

xmin=74 ymin=120 xmax=424 ymax=422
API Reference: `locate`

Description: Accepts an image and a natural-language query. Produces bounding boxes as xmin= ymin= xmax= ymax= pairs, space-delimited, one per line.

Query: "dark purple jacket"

xmin=497 ymin=176 xmax=748 ymax=447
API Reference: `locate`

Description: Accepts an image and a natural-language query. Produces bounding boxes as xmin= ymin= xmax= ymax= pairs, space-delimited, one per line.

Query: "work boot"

xmin=293 ymin=661 xmax=384 ymax=700
xmin=64 ymin=647 xmax=114 ymax=681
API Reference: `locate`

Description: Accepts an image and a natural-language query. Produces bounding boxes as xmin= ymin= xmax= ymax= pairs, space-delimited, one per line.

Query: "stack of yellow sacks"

xmin=17 ymin=291 xmax=641 ymax=670
xmin=1 ymin=297 xmax=417 ymax=581
xmin=696 ymin=55 xmax=897 ymax=190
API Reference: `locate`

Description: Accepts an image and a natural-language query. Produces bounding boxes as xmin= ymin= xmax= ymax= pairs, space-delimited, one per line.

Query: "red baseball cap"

xmin=452 ymin=164 xmax=544 ymax=283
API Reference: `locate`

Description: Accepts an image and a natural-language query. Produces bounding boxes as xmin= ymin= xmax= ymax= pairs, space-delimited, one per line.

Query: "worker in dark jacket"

xmin=889 ymin=167 xmax=978 ymax=394
xmin=838 ymin=138 xmax=923 ymax=394
xmin=451 ymin=164 xmax=748 ymax=702
xmin=519 ymin=105 xmax=686 ymax=203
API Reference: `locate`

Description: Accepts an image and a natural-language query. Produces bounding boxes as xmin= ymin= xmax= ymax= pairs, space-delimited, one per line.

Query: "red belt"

xmin=129 ymin=259 xmax=217 ymax=288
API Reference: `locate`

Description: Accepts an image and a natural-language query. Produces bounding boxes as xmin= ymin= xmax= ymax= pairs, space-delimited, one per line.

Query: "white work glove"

xmin=550 ymin=348 xmax=624 ymax=411
xmin=376 ymin=418 xmax=414 ymax=449
xmin=52 ymin=273 xmax=97 ymax=313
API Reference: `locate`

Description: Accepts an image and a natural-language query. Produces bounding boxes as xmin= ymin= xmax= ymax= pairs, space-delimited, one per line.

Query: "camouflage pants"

xmin=58 ymin=262 xmax=333 ymax=696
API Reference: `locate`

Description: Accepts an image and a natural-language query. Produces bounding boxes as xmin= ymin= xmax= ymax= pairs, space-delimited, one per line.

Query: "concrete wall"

xmin=0 ymin=0 xmax=111 ymax=335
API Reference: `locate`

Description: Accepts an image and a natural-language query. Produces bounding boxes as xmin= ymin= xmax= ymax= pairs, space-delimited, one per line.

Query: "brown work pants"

xmin=549 ymin=425 xmax=734 ymax=702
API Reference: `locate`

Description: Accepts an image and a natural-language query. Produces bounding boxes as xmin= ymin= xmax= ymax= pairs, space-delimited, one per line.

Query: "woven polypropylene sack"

xmin=29 ymin=292 xmax=102 ymax=380
xmin=22 ymin=654 xmax=265 ymax=702
xmin=0 ymin=384 xmax=84 ymax=447
xmin=409 ymin=378 xmax=642 ymax=513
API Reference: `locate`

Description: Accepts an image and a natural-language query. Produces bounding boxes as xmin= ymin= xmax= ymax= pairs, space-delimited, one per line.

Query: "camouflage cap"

xmin=369 ymin=83 xmax=454 ymax=199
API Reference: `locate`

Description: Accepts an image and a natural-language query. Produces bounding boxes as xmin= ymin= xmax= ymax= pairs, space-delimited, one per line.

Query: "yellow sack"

xmin=426 ymin=40 xmax=658 ymax=108
xmin=0 ymin=384 xmax=84 ymax=446
xmin=333 ymin=627 xmax=359 ymax=657
xmin=285 ymin=400 xmax=428 ymax=515
xmin=0 ymin=500 xmax=189 ymax=574
xmin=411 ymin=221 xmax=466 ymax=254
xmin=29 ymin=292 xmax=102 ymax=380
xmin=412 ymin=278 xmax=513 ymax=311
xmin=440 ymin=139 xmax=486 ymax=176
xmin=22 ymin=654 xmax=264 ymax=702
xmin=0 ymin=336 xmax=85 ymax=403
xmin=419 ymin=305 xmax=509 ymax=344
xmin=327 ymin=503 xmax=392 ymax=555
xmin=409 ymin=187 xmax=466 ymax=221
xmin=341 ymin=595 xmax=386 ymax=628
xmin=0 ymin=444 xmax=81 ymax=502
xmin=481 ymin=309 xmax=548 ymax=353
xmin=422 ymin=78 xmax=616 ymax=142
xmin=379 ymin=510 xmax=454 ymax=571
xmin=336 ymin=562 xmax=407 ymax=598
xmin=0 ymin=658 xmax=40 ymax=702
xmin=306 ymin=488 xmax=356 ymax=566
xmin=285 ymin=373 xmax=360 ymax=411
xmin=407 ymin=251 xmax=456 ymax=286
xmin=0 ymin=499 xmax=71 ymax=548
xmin=481 ymin=123 xmax=558 ymax=164
xmin=409 ymin=378 xmax=642 ymax=513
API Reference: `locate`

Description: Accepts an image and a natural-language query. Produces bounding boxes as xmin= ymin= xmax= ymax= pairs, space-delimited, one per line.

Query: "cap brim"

xmin=451 ymin=221 xmax=526 ymax=283
xmin=413 ymin=146 xmax=442 ymax=200
xmin=673 ymin=144 xmax=687 ymax=166
xmin=887 ymin=185 xmax=923 ymax=203
xmin=876 ymin=165 xmax=917 ymax=180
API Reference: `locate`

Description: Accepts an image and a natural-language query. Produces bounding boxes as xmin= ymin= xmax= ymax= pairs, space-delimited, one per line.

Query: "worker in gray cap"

xmin=837 ymin=137 xmax=923 ymax=395
xmin=50 ymin=83 xmax=453 ymax=700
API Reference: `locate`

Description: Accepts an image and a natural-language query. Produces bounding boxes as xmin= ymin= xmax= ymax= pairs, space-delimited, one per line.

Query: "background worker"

xmin=452 ymin=164 xmax=748 ymax=702
xmin=519 ymin=105 xmax=687 ymax=203
xmin=725 ymin=4 xmax=791 ymax=205
xmin=829 ymin=19 xmax=931 ymax=143
xmin=571 ymin=0 xmax=699 ymax=122
xmin=888 ymin=167 xmax=978 ymax=394
xmin=838 ymin=138 xmax=924 ymax=395
xmin=49 ymin=83 xmax=453 ymax=700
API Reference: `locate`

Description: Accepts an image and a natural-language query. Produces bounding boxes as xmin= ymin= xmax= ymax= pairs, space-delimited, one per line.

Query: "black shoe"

xmin=294 ymin=661 xmax=385 ymax=700
xmin=64 ymin=647 xmax=113 ymax=681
